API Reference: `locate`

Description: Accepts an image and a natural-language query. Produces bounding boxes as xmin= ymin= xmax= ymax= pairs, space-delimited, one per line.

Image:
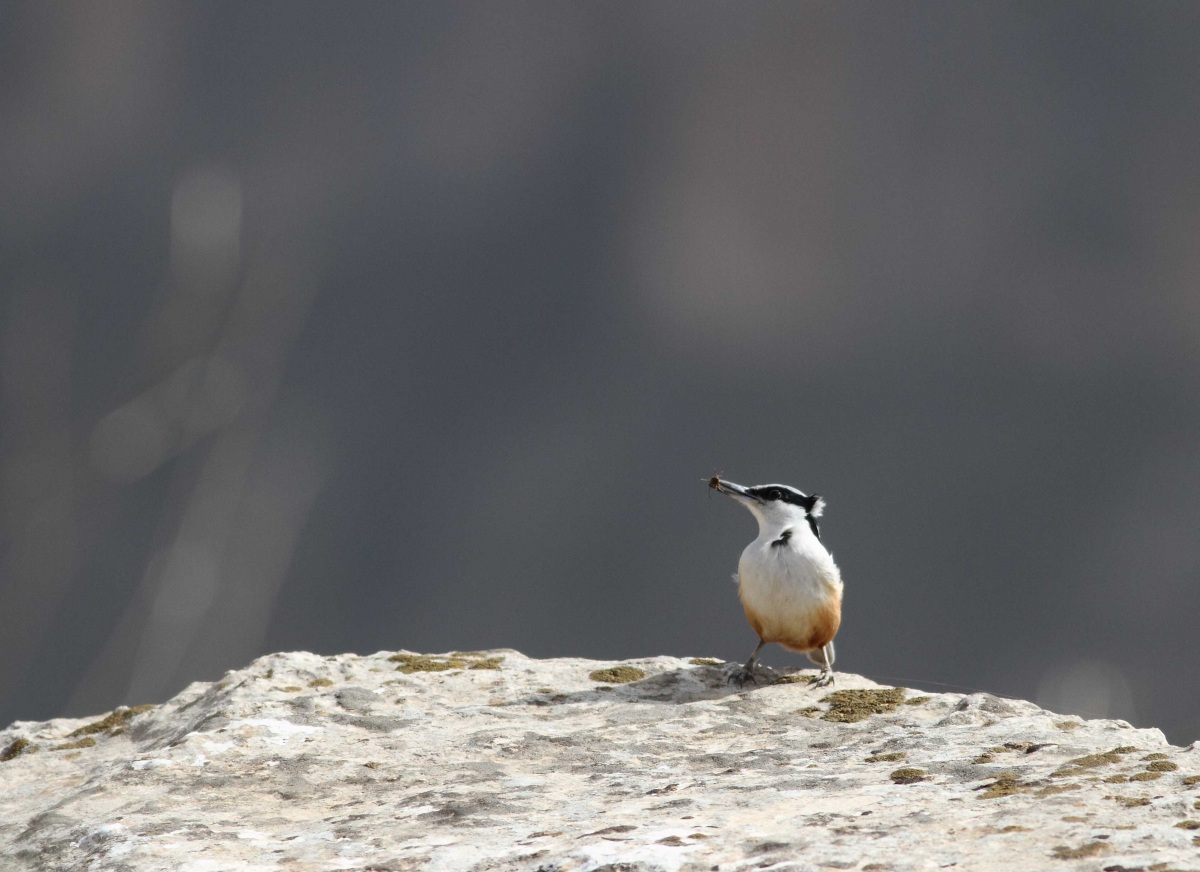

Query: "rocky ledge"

xmin=2 ymin=651 xmax=1199 ymax=871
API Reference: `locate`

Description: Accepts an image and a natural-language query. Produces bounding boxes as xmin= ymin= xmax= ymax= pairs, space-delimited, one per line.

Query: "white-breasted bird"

xmin=708 ymin=476 xmax=844 ymax=687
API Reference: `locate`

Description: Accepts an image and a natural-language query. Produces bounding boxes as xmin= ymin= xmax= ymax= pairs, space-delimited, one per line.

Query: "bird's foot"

xmin=808 ymin=669 xmax=835 ymax=688
xmin=728 ymin=664 xmax=759 ymax=688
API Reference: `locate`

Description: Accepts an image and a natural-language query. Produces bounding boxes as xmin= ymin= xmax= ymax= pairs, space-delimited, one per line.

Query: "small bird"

xmin=709 ymin=476 xmax=844 ymax=687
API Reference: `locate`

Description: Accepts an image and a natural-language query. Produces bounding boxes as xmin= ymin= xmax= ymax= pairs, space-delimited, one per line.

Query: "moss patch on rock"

xmin=588 ymin=666 xmax=646 ymax=684
xmin=771 ymin=673 xmax=814 ymax=685
xmin=66 ymin=704 xmax=155 ymax=739
xmin=1050 ymin=841 xmax=1106 ymax=860
xmin=821 ymin=687 xmax=906 ymax=723
xmin=389 ymin=653 xmax=504 ymax=674
xmin=976 ymin=772 xmax=1027 ymax=799
xmin=0 ymin=738 xmax=38 ymax=762
xmin=1129 ymin=771 xmax=1163 ymax=782
xmin=51 ymin=737 xmax=97 ymax=752
xmin=889 ymin=767 xmax=927 ymax=784
xmin=1051 ymin=747 xmax=1134 ymax=778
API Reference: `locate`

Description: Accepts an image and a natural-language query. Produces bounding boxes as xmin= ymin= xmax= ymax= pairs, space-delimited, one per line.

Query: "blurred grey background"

xmin=2 ymin=2 xmax=1199 ymax=745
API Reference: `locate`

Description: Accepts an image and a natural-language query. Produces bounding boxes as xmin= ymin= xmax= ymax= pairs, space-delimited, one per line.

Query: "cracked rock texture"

xmin=2 ymin=650 xmax=1199 ymax=871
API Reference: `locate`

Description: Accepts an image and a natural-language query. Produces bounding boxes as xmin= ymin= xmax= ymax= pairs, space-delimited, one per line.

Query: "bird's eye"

xmin=769 ymin=490 xmax=781 ymax=500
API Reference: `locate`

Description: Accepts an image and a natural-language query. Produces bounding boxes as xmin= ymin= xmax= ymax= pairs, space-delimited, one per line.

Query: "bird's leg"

xmin=809 ymin=642 xmax=836 ymax=687
xmin=729 ymin=639 xmax=766 ymax=687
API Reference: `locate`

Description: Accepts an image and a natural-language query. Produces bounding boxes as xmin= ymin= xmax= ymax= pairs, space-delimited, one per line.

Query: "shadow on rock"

xmin=513 ymin=661 xmax=826 ymax=707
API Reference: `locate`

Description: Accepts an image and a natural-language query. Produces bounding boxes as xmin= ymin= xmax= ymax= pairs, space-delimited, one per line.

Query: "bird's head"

xmin=708 ymin=476 xmax=824 ymax=539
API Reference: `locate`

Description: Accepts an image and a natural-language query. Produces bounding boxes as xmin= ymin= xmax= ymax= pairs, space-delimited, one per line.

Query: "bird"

xmin=708 ymin=476 xmax=844 ymax=687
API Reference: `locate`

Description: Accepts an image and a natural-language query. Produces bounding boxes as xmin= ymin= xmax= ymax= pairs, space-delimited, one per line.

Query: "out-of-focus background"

xmin=2 ymin=2 xmax=1198 ymax=744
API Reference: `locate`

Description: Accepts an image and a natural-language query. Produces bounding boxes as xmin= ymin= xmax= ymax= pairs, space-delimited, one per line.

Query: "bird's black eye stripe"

xmin=749 ymin=485 xmax=807 ymax=506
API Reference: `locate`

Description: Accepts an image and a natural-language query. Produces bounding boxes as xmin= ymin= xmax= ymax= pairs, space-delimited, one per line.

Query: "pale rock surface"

xmin=2 ymin=650 xmax=1199 ymax=871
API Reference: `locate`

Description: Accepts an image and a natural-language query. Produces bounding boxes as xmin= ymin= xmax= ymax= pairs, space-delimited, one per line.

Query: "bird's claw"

xmin=808 ymin=670 xmax=835 ymax=688
xmin=728 ymin=666 xmax=759 ymax=688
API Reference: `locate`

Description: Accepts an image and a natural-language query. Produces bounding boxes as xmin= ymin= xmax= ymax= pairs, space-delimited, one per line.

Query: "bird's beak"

xmin=708 ymin=477 xmax=761 ymax=504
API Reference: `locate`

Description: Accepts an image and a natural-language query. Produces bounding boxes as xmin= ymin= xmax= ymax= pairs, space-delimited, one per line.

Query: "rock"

xmin=1 ymin=650 xmax=1198 ymax=871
